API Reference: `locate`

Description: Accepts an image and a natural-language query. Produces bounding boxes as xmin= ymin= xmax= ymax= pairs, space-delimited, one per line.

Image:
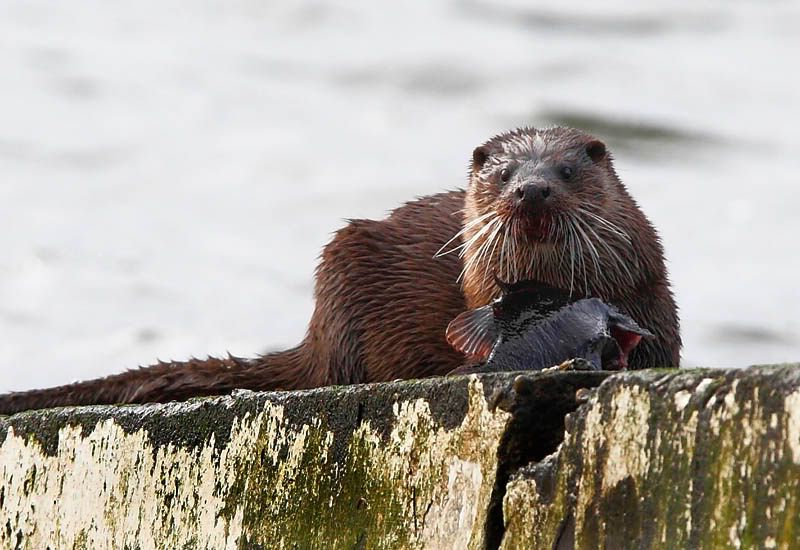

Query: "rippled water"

xmin=1 ymin=0 xmax=799 ymax=392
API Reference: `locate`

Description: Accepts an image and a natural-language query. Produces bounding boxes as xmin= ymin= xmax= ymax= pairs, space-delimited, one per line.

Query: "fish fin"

xmin=446 ymin=306 xmax=498 ymax=360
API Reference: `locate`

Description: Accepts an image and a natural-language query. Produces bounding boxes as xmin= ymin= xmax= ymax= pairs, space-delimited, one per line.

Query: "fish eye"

xmin=559 ymin=165 xmax=574 ymax=181
xmin=500 ymin=168 xmax=511 ymax=182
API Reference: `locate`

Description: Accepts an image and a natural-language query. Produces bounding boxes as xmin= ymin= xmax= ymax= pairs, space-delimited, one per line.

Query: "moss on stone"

xmin=502 ymin=365 xmax=800 ymax=549
xmin=0 ymin=374 xmax=511 ymax=549
xmin=5 ymin=366 xmax=800 ymax=549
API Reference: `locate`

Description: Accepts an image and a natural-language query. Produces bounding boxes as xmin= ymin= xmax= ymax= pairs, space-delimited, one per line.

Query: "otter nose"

xmin=515 ymin=183 xmax=552 ymax=208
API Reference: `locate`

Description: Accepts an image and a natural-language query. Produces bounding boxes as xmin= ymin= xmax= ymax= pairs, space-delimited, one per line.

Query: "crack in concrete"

xmin=484 ymin=372 xmax=609 ymax=550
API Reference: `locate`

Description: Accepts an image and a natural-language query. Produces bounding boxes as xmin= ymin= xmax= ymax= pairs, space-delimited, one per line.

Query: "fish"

xmin=445 ymin=280 xmax=653 ymax=374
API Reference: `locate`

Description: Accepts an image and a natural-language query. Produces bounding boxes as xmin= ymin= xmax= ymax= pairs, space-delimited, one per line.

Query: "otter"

xmin=0 ymin=126 xmax=680 ymax=414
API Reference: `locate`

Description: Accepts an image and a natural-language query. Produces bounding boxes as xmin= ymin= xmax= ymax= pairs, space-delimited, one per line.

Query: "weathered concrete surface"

xmin=3 ymin=366 xmax=800 ymax=549
xmin=502 ymin=365 xmax=800 ymax=550
xmin=0 ymin=371 xmax=606 ymax=549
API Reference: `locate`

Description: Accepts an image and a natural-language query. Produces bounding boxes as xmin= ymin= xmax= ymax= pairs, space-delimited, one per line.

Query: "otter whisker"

xmin=577 ymin=208 xmax=632 ymax=243
xmin=434 ymin=211 xmax=495 ymax=258
xmin=570 ymin=220 xmax=589 ymax=296
xmin=505 ymin=218 xmax=520 ymax=283
xmin=508 ymin=218 xmax=520 ymax=282
xmin=455 ymin=216 xmax=500 ymax=271
xmin=565 ymin=220 xmax=576 ymax=297
xmin=577 ymin=214 xmax=637 ymax=285
xmin=527 ymin=231 xmax=536 ymax=279
xmin=498 ymin=222 xmax=510 ymax=282
xmin=571 ymin=214 xmax=603 ymax=283
xmin=481 ymin=231 xmax=502 ymax=284
xmin=458 ymin=217 xmax=501 ymax=282
xmin=515 ymin=219 xmax=525 ymax=281
xmin=563 ymin=219 xmax=586 ymax=297
xmin=557 ymin=217 xmax=570 ymax=269
xmin=483 ymin=220 xmax=505 ymax=287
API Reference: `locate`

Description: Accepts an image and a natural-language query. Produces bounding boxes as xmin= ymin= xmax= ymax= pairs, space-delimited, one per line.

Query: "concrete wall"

xmin=2 ymin=366 xmax=799 ymax=549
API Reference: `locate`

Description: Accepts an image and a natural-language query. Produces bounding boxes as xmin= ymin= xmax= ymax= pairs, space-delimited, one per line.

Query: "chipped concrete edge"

xmin=0 ymin=374 xmax=514 ymax=549
xmin=3 ymin=365 xmax=800 ymax=549
xmin=501 ymin=364 xmax=800 ymax=550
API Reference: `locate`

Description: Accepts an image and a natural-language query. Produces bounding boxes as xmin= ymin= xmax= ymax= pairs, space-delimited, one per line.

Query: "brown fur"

xmin=0 ymin=127 xmax=680 ymax=414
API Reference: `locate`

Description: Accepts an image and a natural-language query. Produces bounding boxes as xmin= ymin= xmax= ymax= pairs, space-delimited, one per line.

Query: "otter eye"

xmin=559 ymin=166 xmax=573 ymax=181
xmin=500 ymin=168 xmax=511 ymax=182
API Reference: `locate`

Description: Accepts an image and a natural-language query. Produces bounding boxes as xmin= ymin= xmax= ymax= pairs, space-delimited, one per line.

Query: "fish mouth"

xmin=600 ymin=321 xmax=654 ymax=370
xmin=600 ymin=338 xmax=635 ymax=371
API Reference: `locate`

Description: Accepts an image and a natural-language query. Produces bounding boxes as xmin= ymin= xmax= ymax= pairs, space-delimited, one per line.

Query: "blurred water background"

xmin=1 ymin=0 xmax=799 ymax=392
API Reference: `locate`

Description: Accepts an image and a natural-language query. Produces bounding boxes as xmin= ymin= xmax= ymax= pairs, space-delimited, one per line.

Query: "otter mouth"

xmin=512 ymin=211 xmax=553 ymax=242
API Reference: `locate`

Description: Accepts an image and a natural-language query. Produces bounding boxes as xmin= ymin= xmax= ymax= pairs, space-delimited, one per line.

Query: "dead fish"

xmin=446 ymin=280 xmax=653 ymax=374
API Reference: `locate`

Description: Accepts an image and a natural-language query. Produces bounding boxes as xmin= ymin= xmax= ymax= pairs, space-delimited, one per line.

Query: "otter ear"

xmin=472 ymin=146 xmax=489 ymax=170
xmin=585 ymin=140 xmax=607 ymax=163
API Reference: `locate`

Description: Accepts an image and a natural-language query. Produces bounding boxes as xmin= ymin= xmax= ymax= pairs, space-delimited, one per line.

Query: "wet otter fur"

xmin=0 ymin=126 xmax=680 ymax=414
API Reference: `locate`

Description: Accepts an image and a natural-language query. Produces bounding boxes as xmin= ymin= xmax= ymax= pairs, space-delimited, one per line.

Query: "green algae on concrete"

xmin=0 ymin=374 xmax=514 ymax=549
xmin=5 ymin=365 xmax=800 ymax=549
xmin=501 ymin=365 xmax=800 ymax=550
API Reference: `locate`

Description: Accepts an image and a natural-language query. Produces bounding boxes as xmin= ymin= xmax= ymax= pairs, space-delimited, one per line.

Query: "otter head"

xmin=457 ymin=126 xmax=638 ymax=307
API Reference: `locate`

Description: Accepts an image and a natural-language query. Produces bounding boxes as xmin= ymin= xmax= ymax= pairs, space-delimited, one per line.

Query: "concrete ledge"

xmin=2 ymin=366 xmax=800 ymax=549
xmin=0 ymin=372 xmax=606 ymax=549
xmin=501 ymin=365 xmax=800 ymax=549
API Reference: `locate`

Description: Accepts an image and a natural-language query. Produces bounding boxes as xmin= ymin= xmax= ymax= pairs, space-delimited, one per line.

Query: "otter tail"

xmin=0 ymin=345 xmax=311 ymax=415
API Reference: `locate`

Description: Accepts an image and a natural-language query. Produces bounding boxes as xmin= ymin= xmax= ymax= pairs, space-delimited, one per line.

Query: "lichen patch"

xmin=0 ymin=376 xmax=510 ymax=550
xmin=600 ymin=385 xmax=651 ymax=492
xmin=784 ymin=389 xmax=800 ymax=464
xmin=673 ymin=390 xmax=691 ymax=412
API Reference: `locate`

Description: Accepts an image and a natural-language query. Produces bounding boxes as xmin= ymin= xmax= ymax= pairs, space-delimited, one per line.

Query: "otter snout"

xmin=515 ymin=182 xmax=552 ymax=210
